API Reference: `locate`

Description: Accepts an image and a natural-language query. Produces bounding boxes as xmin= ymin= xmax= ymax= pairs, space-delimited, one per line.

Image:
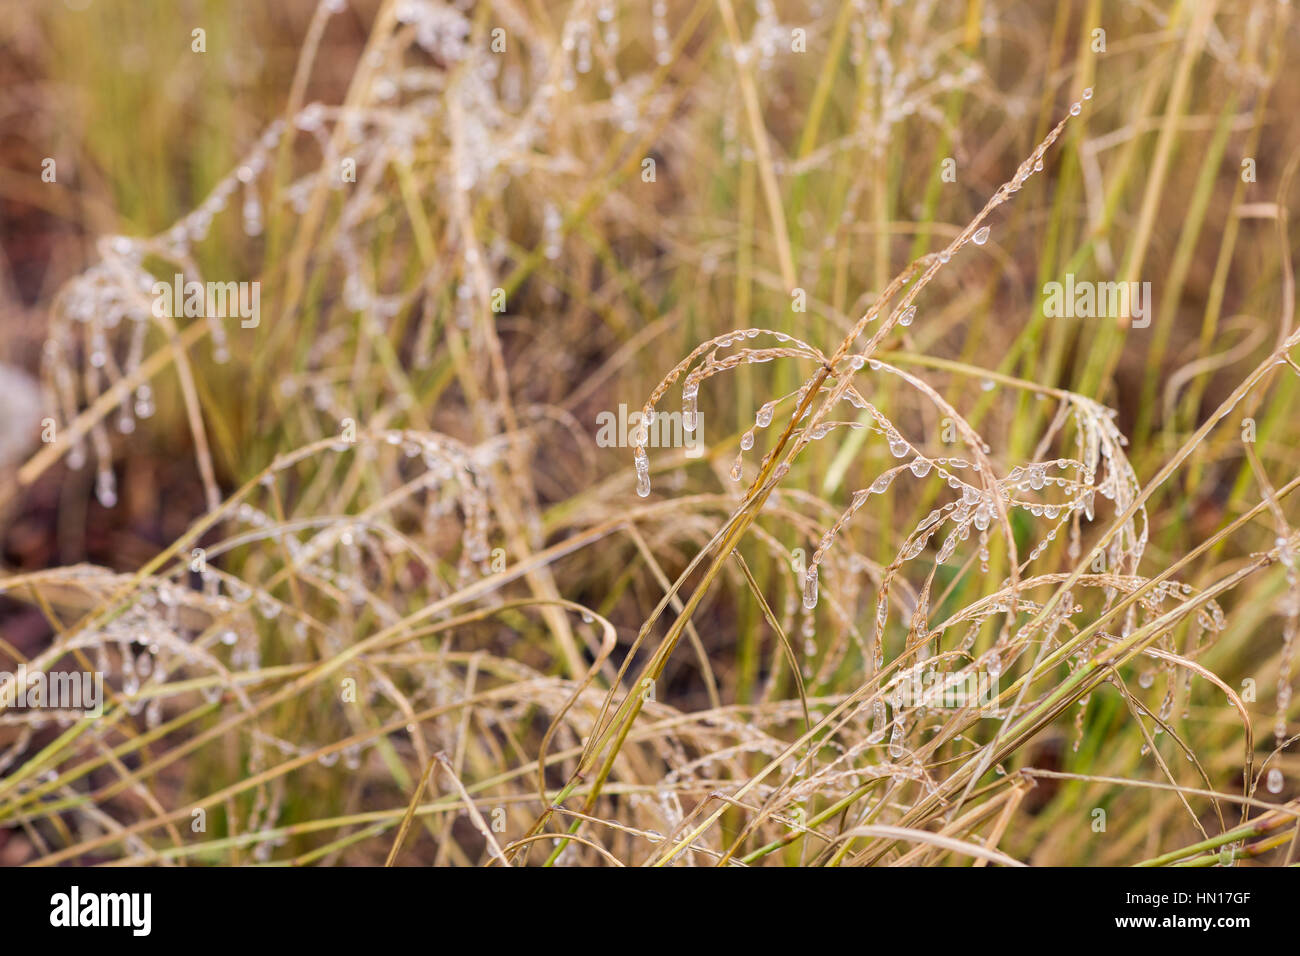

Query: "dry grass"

xmin=0 ymin=0 xmax=1298 ymax=866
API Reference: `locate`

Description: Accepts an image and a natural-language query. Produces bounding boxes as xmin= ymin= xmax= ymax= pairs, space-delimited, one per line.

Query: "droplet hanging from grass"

xmin=1266 ymin=768 xmax=1284 ymax=794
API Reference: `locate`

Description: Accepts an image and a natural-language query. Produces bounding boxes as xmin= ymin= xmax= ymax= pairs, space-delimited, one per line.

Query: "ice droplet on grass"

xmin=95 ymin=469 xmax=117 ymax=508
xmin=682 ymin=384 xmax=698 ymax=431
xmin=634 ymin=445 xmax=650 ymax=497
xmin=1266 ymin=767 xmax=1284 ymax=794
xmin=802 ymin=566 xmax=819 ymax=609
xmin=888 ymin=719 xmax=905 ymax=758
xmin=868 ymin=698 xmax=887 ymax=743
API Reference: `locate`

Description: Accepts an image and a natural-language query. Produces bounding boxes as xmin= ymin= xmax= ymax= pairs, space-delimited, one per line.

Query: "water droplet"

xmin=802 ymin=566 xmax=819 ymax=610
xmin=888 ymin=719 xmax=905 ymax=758
xmin=256 ymin=593 xmax=281 ymax=620
xmin=95 ymin=469 xmax=117 ymax=508
xmin=868 ymin=699 xmax=887 ymax=743
xmin=1266 ymin=767 xmax=1284 ymax=794
xmin=242 ymin=197 xmax=263 ymax=236
xmin=1069 ymin=102 xmax=1082 ymax=116
xmin=972 ymin=226 xmax=991 ymax=246
xmin=634 ymin=445 xmax=651 ymax=497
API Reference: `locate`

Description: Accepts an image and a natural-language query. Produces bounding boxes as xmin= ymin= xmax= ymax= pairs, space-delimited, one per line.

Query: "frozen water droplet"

xmin=888 ymin=720 xmax=905 ymax=758
xmin=635 ymin=464 xmax=651 ymax=499
xmin=243 ymin=197 xmax=263 ymax=236
xmin=95 ymin=469 xmax=117 ymax=508
xmin=868 ymin=698 xmax=887 ymax=743
xmin=1266 ymin=768 xmax=1284 ymax=794
xmin=802 ymin=566 xmax=819 ymax=610
xmin=256 ymin=593 xmax=281 ymax=620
